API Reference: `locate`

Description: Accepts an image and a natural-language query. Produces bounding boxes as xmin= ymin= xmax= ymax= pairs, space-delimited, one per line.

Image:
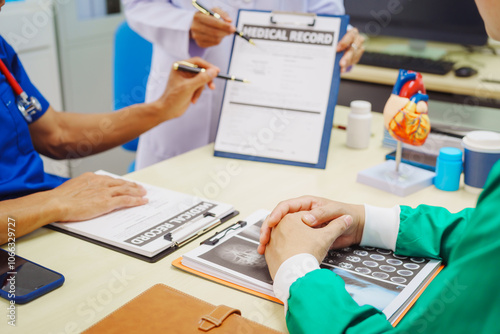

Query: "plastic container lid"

xmin=438 ymin=147 xmax=462 ymax=161
xmin=462 ymin=131 xmax=500 ymax=154
xmin=350 ymin=100 xmax=372 ymax=114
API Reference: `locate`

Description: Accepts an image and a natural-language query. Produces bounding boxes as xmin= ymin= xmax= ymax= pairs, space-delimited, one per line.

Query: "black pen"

xmin=192 ymin=0 xmax=255 ymax=46
xmin=173 ymin=61 xmax=250 ymax=83
xmin=201 ymin=220 xmax=247 ymax=246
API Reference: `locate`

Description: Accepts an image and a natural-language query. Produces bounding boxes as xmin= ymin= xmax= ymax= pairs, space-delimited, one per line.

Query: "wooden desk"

xmin=1 ymin=107 xmax=479 ymax=334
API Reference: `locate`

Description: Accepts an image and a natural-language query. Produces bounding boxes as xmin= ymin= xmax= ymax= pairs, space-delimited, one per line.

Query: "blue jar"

xmin=434 ymin=147 xmax=463 ymax=191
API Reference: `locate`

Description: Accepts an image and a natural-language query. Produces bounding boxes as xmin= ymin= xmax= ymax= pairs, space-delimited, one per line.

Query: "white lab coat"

xmin=123 ymin=0 xmax=345 ymax=169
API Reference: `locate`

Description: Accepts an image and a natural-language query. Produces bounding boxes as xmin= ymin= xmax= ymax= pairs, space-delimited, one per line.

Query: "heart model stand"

xmin=357 ymin=70 xmax=436 ymax=197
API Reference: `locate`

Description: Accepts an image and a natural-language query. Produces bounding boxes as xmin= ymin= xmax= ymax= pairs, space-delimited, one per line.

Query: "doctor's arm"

xmin=123 ymin=0 xmax=233 ymax=58
xmin=28 ymin=58 xmax=218 ymax=160
xmin=337 ymin=27 xmax=365 ymax=73
xmin=0 ymin=173 xmax=148 ymax=245
xmin=307 ymin=0 xmax=366 ymax=72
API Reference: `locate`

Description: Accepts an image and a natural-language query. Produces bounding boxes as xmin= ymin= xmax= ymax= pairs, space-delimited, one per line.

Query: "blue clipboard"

xmin=214 ymin=10 xmax=349 ymax=169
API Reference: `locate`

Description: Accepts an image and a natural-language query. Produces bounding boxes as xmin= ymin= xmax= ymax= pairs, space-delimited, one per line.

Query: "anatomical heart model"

xmin=357 ymin=70 xmax=435 ymax=196
xmin=384 ymin=70 xmax=430 ymax=170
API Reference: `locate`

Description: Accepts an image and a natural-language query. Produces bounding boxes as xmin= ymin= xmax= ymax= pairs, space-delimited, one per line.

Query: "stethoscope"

xmin=0 ymin=58 xmax=42 ymax=123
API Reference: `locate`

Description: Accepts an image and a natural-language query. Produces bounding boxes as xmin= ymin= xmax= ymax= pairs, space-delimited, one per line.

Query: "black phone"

xmin=0 ymin=248 xmax=65 ymax=304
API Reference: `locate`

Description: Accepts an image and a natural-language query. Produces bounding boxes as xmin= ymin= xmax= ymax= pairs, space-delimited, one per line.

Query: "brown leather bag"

xmin=83 ymin=284 xmax=284 ymax=334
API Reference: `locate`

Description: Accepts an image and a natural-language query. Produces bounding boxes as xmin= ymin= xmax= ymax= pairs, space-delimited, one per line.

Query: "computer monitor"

xmin=345 ymin=0 xmax=488 ymax=46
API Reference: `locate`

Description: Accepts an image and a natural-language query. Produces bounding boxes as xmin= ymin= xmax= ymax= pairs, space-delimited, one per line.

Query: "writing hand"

xmin=190 ymin=7 xmax=236 ymax=48
xmin=156 ymin=57 xmax=219 ymax=121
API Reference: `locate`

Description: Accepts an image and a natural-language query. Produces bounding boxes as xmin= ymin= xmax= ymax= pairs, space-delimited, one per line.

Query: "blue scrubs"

xmin=0 ymin=36 xmax=67 ymax=200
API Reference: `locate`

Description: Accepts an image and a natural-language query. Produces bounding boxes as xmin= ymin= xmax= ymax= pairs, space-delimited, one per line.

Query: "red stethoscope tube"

xmin=0 ymin=58 xmax=41 ymax=122
xmin=0 ymin=58 xmax=24 ymax=95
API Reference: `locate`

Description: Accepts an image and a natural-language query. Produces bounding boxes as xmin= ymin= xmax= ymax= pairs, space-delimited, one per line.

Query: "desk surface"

xmin=1 ymin=107 xmax=479 ymax=333
xmin=342 ymin=37 xmax=500 ymax=100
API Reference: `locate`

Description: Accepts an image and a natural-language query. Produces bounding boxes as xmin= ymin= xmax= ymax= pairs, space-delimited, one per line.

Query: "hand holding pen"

xmin=165 ymin=57 xmax=219 ymax=115
xmin=173 ymin=61 xmax=249 ymax=83
xmin=190 ymin=0 xmax=254 ymax=48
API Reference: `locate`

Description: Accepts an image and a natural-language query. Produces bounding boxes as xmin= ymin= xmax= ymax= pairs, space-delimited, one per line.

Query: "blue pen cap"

xmin=434 ymin=147 xmax=463 ymax=191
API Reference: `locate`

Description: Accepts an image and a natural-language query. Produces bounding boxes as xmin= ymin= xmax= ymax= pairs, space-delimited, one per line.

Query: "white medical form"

xmin=214 ymin=10 xmax=348 ymax=168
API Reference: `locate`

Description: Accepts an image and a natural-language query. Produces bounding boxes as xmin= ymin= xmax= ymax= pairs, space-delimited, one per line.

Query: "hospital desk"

xmin=1 ymin=106 xmax=479 ymax=334
xmin=339 ymin=37 xmax=500 ymax=132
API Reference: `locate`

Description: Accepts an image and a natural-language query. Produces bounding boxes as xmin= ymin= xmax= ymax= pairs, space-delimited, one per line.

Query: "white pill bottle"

xmin=346 ymin=100 xmax=372 ymax=149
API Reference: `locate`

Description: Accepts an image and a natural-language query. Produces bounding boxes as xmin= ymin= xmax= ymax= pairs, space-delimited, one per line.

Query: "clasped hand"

xmin=258 ymin=196 xmax=366 ymax=279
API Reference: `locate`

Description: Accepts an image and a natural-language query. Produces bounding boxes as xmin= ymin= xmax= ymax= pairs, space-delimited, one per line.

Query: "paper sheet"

xmin=215 ymin=11 xmax=342 ymax=164
xmin=50 ymin=171 xmax=233 ymax=257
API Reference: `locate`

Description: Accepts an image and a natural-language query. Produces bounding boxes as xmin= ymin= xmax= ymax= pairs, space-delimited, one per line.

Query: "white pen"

xmin=165 ymin=215 xmax=222 ymax=247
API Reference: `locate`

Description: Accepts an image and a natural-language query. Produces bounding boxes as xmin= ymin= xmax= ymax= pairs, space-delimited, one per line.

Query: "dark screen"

xmin=345 ymin=0 xmax=488 ymax=45
xmin=106 ymin=0 xmax=121 ymax=15
xmin=0 ymin=250 xmax=62 ymax=296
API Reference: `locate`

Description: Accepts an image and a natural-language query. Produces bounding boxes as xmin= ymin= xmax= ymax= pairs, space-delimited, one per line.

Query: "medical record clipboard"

xmin=214 ymin=10 xmax=349 ymax=169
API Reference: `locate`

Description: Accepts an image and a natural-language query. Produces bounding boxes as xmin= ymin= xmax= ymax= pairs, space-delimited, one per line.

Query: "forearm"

xmin=33 ymin=102 xmax=164 ymax=159
xmin=274 ymin=256 xmax=393 ymax=333
xmin=360 ymin=204 xmax=473 ymax=263
xmin=1 ymin=172 xmax=151 ymax=244
xmin=0 ymin=191 xmax=62 ymax=244
xmin=58 ymin=102 xmax=164 ymax=158
xmin=396 ymin=205 xmax=473 ymax=262
xmin=31 ymin=56 xmax=217 ymax=159
xmin=286 ymin=270 xmax=393 ymax=334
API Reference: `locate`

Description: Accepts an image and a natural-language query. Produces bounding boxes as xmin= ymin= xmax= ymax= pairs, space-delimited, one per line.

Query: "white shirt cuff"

xmin=273 ymin=253 xmax=320 ymax=312
xmin=360 ymin=204 xmax=401 ymax=251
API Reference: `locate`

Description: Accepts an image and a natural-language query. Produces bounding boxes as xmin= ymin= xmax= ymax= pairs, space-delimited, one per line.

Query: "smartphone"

xmin=0 ymin=248 xmax=65 ymax=304
xmin=385 ymin=149 xmax=437 ymax=172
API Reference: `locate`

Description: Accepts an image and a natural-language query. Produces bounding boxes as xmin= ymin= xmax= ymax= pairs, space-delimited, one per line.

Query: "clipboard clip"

xmin=164 ymin=210 xmax=222 ymax=247
xmin=201 ymin=220 xmax=247 ymax=246
xmin=270 ymin=11 xmax=316 ymax=27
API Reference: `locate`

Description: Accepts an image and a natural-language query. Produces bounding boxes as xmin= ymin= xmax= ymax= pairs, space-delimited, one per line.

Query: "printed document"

xmin=50 ymin=171 xmax=234 ymax=258
xmin=215 ymin=11 xmax=343 ymax=165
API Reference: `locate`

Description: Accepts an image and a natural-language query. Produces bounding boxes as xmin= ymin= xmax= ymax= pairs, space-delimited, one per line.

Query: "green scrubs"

xmin=286 ymin=161 xmax=500 ymax=334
